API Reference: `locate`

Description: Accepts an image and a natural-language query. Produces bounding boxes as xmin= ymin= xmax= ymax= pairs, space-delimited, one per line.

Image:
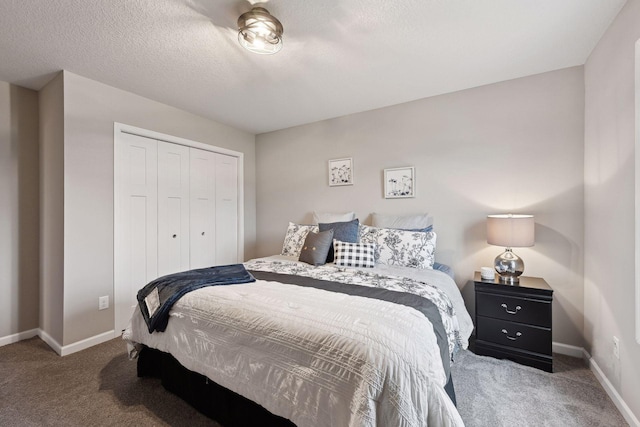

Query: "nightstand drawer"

xmin=476 ymin=316 xmax=552 ymax=355
xmin=476 ymin=292 xmax=551 ymax=327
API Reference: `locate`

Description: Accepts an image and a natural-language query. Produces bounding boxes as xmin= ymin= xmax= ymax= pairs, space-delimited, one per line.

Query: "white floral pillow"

xmin=281 ymin=222 xmax=319 ymax=257
xmin=359 ymin=225 xmax=436 ymax=269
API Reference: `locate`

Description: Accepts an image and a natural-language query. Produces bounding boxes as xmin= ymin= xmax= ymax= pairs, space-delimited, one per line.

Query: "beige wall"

xmin=0 ymin=81 xmax=40 ymax=340
xmin=256 ymin=66 xmax=585 ymax=347
xmin=60 ymin=71 xmax=256 ymax=345
xmin=584 ymin=0 xmax=640 ymax=421
xmin=39 ymin=74 xmax=65 ymax=344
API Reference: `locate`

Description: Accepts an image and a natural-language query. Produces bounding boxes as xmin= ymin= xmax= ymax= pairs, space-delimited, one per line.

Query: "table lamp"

xmin=486 ymin=214 xmax=535 ymax=283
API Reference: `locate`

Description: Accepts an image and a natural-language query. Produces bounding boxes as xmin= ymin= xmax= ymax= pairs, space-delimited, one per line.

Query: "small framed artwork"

xmin=328 ymin=157 xmax=353 ymax=186
xmin=384 ymin=166 xmax=415 ymax=198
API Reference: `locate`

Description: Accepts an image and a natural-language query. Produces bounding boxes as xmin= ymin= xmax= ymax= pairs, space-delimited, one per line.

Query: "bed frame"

xmin=137 ymin=346 xmax=457 ymax=426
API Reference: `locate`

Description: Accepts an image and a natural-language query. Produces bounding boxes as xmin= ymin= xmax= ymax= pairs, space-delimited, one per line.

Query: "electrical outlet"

xmin=98 ymin=296 xmax=109 ymax=311
xmin=613 ymin=336 xmax=620 ymax=359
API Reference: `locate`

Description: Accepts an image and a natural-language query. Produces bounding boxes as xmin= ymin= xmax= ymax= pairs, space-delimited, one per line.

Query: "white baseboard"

xmin=0 ymin=328 xmax=39 ymax=347
xmin=552 ymin=341 xmax=585 ymax=358
xmin=38 ymin=329 xmax=63 ymax=355
xmin=3 ymin=328 xmax=116 ymax=357
xmin=59 ymin=330 xmax=115 ymax=356
xmin=589 ymin=357 xmax=640 ymax=427
xmin=553 ymin=342 xmax=638 ymax=426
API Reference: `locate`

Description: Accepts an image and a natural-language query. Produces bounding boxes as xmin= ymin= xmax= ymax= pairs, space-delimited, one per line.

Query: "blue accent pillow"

xmin=433 ymin=262 xmax=454 ymax=279
xmin=318 ymin=218 xmax=360 ymax=262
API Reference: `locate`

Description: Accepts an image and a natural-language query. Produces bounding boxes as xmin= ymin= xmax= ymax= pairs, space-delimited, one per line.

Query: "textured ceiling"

xmin=0 ymin=0 xmax=627 ymax=134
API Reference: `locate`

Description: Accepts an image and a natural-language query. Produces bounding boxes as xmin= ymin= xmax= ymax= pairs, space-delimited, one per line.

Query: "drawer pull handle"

xmin=501 ymin=303 xmax=522 ymax=315
xmin=501 ymin=329 xmax=522 ymax=340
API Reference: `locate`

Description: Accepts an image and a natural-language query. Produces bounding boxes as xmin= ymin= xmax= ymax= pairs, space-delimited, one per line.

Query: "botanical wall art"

xmin=384 ymin=166 xmax=415 ymax=198
xmin=328 ymin=157 xmax=353 ymax=186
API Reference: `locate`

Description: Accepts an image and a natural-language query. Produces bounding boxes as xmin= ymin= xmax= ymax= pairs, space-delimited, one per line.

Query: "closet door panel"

xmin=114 ymin=133 xmax=157 ymax=333
xmin=190 ymin=148 xmax=216 ymax=269
xmin=130 ymin=196 xmax=149 ymax=286
xmin=158 ymin=141 xmax=190 ymax=276
xmin=215 ymin=154 xmax=238 ymax=264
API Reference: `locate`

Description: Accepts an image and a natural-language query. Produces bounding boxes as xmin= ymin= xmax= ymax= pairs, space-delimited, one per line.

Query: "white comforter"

xmin=124 ymin=257 xmax=467 ymax=427
xmin=264 ymin=255 xmax=474 ymax=352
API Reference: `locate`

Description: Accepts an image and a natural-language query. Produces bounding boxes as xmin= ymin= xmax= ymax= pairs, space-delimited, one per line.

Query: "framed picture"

xmin=328 ymin=158 xmax=353 ymax=186
xmin=384 ymin=166 xmax=415 ymax=198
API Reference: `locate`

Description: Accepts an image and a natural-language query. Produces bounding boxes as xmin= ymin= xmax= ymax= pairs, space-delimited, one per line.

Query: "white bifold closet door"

xmin=215 ymin=154 xmax=238 ymax=265
xmin=115 ymin=129 xmax=240 ymax=334
xmin=157 ymin=141 xmax=190 ymax=277
xmin=189 ymin=148 xmax=216 ymax=269
xmin=114 ymin=132 xmax=159 ymax=334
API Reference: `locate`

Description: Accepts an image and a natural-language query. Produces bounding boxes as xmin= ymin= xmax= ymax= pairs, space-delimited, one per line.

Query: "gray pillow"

xmin=298 ymin=229 xmax=334 ymax=266
xmin=318 ymin=218 xmax=360 ymax=262
xmin=371 ymin=213 xmax=433 ymax=229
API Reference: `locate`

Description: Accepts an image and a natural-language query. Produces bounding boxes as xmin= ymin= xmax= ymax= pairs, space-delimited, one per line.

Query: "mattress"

xmin=124 ymin=256 xmax=471 ymax=426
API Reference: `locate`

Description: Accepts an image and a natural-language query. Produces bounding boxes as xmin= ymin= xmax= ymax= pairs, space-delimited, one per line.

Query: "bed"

xmin=124 ymin=220 xmax=473 ymax=426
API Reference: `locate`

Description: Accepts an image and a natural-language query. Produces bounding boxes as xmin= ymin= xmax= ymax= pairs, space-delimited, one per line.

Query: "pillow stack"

xmin=282 ymin=213 xmax=436 ymax=269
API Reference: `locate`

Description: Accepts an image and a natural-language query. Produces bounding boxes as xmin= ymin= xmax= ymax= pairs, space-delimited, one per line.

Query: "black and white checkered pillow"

xmin=333 ymin=239 xmax=376 ymax=268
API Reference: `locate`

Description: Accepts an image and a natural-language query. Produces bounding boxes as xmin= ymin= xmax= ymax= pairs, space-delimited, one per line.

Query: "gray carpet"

xmin=0 ymin=337 xmax=628 ymax=426
xmin=0 ymin=337 xmax=219 ymax=426
xmin=451 ymin=349 xmax=628 ymax=426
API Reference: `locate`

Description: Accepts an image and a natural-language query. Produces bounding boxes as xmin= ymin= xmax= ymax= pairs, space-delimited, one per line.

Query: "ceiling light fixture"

xmin=237 ymin=7 xmax=283 ymax=55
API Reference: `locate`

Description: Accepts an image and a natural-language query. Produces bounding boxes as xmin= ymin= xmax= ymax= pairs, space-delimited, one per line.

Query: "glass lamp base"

xmin=494 ymin=248 xmax=524 ymax=284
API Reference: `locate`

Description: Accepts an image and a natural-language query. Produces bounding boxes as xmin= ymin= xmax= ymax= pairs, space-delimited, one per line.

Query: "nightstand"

xmin=474 ymin=272 xmax=553 ymax=372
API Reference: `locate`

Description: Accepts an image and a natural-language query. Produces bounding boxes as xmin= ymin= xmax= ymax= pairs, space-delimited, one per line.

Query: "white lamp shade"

xmin=487 ymin=214 xmax=535 ymax=248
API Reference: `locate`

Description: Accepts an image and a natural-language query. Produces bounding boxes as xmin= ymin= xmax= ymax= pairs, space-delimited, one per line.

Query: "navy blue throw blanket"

xmin=137 ymin=264 xmax=255 ymax=333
